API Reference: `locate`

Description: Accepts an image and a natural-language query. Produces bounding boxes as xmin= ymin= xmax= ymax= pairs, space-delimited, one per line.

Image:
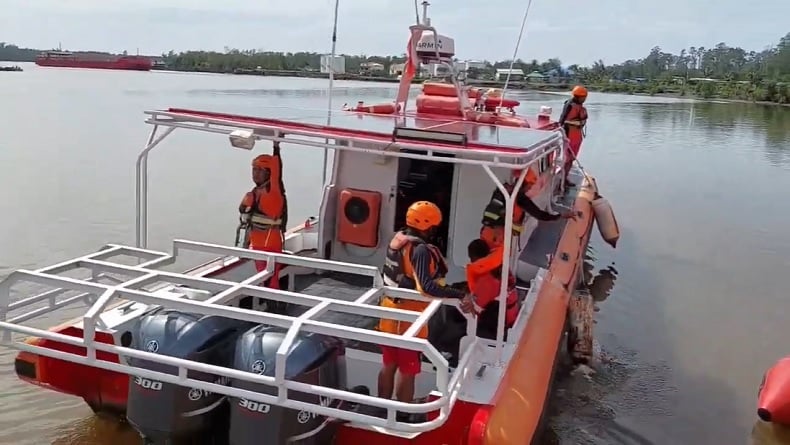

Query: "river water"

xmin=1 ymin=62 xmax=790 ymax=445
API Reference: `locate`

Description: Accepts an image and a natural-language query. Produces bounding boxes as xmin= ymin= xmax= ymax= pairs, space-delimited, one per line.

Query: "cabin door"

xmin=393 ymin=150 xmax=455 ymax=256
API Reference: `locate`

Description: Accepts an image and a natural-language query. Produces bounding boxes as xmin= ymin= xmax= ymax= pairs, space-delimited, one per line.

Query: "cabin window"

xmin=393 ymin=150 xmax=455 ymax=256
xmin=449 ymin=165 xmax=511 ymax=268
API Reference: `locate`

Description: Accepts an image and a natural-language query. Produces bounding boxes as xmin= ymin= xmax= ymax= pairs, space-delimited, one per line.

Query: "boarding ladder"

xmin=0 ymin=239 xmax=481 ymax=434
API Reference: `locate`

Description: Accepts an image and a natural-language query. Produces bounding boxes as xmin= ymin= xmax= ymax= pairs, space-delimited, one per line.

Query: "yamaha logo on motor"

xmin=251 ymin=360 xmax=266 ymax=375
xmin=145 ymin=340 xmax=159 ymax=353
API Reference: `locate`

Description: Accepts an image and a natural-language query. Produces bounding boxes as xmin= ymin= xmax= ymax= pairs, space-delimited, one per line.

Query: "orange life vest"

xmin=563 ymin=101 xmax=588 ymax=135
xmin=240 ymin=154 xmax=285 ymax=232
xmin=379 ymin=231 xmax=448 ymax=339
xmin=466 ymin=245 xmax=519 ymax=326
xmin=481 ymin=170 xmax=536 ymax=235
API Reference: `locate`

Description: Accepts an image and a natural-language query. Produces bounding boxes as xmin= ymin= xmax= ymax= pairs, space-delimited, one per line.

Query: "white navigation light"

xmin=416 ymin=31 xmax=456 ymax=60
xmin=229 ymin=129 xmax=256 ymax=150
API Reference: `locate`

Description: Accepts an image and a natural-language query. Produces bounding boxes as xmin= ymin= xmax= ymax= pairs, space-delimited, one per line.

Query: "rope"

xmin=498 ymin=0 xmax=535 ymax=109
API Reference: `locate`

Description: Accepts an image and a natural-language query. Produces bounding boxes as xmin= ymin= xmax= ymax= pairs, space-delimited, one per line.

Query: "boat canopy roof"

xmin=145 ymin=108 xmax=563 ymax=170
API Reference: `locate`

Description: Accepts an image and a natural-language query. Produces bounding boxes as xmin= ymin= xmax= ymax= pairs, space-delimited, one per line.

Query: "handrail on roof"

xmin=143 ymin=108 xmax=562 ymax=161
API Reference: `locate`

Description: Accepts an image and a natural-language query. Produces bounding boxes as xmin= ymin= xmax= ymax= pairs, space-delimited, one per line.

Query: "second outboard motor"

xmin=228 ymin=325 xmax=346 ymax=445
xmin=126 ymin=308 xmax=251 ymax=444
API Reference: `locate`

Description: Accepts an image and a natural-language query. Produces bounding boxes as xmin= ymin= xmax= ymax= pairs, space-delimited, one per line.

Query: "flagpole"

xmin=321 ymin=0 xmax=340 ymax=187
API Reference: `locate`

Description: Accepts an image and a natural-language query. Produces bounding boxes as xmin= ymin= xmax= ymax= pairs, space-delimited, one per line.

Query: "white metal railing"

xmin=132 ymin=107 xmax=566 ymax=364
xmin=136 ymin=108 xmax=564 ymax=249
xmin=0 ymin=239 xmax=480 ymax=432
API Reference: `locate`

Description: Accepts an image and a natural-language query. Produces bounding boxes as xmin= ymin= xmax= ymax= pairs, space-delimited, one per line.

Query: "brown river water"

xmin=1 ymin=62 xmax=790 ymax=444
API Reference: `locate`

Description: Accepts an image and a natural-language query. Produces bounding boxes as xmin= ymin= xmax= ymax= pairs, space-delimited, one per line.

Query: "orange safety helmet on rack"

xmin=405 ymin=201 xmax=442 ymax=231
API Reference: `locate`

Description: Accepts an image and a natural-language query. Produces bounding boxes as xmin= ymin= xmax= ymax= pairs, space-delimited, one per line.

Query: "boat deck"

xmin=258 ymin=168 xmax=586 ymax=364
xmin=518 ymin=168 xmax=583 ymax=273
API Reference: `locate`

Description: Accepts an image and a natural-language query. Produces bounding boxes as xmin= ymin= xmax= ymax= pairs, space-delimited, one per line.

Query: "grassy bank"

xmin=226 ymin=67 xmax=573 ymax=91
xmin=587 ymin=80 xmax=790 ymax=105
xmin=226 ymin=68 xmax=789 ymax=105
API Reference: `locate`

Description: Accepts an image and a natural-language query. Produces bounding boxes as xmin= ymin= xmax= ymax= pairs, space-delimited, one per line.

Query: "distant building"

xmin=454 ymin=60 xmax=486 ymax=72
xmin=525 ymin=70 xmax=547 ymax=83
xmin=494 ymin=68 xmax=524 ymax=81
xmin=320 ymin=55 xmax=346 ymax=74
xmin=389 ymin=63 xmax=406 ymax=76
xmin=359 ymin=62 xmax=385 ymax=74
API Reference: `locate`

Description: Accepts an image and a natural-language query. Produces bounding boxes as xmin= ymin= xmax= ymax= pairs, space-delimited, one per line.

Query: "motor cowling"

xmin=126 ymin=308 xmax=251 ymax=444
xmin=228 ymin=326 xmax=346 ymax=445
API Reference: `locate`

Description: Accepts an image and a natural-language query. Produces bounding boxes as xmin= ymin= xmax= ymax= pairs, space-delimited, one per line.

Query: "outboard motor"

xmin=126 ymin=308 xmax=252 ymax=444
xmin=228 ymin=325 xmax=346 ymax=445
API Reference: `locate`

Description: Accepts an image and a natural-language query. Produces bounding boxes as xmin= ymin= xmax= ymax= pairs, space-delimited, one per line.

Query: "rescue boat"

xmin=0 ymin=3 xmax=620 ymax=445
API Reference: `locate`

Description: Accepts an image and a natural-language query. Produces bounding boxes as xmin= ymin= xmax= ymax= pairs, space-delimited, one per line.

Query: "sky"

xmin=3 ymin=0 xmax=789 ymax=66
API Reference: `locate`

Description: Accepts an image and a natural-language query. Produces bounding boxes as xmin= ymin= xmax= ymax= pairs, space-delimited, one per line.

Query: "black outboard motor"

xmin=126 ymin=308 xmax=252 ymax=444
xmin=228 ymin=325 xmax=346 ymax=445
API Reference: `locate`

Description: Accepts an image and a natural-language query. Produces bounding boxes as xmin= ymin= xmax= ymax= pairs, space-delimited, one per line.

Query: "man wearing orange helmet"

xmin=558 ymin=85 xmax=589 ymax=187
xmin=480 ymin=168 xmax=575 ymax=248
xmin=378 ymin=200 xmax=470 ymax=416
xmin=238 ymin=142 xmax=288 ymax=289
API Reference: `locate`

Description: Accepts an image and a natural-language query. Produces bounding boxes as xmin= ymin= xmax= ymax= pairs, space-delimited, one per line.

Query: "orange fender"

xmin=758 ymin=357 xmax=790 ymax=424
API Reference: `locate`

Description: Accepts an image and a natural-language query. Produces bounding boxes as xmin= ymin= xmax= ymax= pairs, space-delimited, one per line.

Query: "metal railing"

xmin=0 ymin=239 xmax=482 ymax=433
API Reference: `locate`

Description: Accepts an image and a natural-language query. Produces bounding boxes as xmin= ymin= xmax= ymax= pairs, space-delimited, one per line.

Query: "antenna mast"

xmin=321 ymin=0 xmax=341 ymax=187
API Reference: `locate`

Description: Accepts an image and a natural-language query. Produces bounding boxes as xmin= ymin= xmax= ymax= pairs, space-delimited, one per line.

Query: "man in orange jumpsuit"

xmin=239 ymin=142 xmax=288 ymax=289
xmin=558 ymin=85 xmax=589 ymax=187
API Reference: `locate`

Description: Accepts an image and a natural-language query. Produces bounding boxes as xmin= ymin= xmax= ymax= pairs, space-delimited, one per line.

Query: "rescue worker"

xmin=558 ymin=85 xmax=589 ymax=187
xmin=464 ymin=239 xmax=519 ymax=340
xmin=480 ymin=168 xmax=575 ymax=249
xmin=238 ymin=141 xmax=288 ymax=289
xmin=377 ymin=201 xmax=470 ymax=417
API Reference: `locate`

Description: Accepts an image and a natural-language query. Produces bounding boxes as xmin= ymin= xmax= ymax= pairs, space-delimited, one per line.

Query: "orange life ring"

xmin=336 ymin=189 xmax=381 ymax=248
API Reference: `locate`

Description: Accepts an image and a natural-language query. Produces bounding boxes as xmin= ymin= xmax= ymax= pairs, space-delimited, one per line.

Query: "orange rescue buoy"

xmin=758 ymin=357 xmax=790 ymax=424
xmin=351 ymin=102 xmax=400 ymax=114
xmin=482 ymin=97 xmax=520 ymax=109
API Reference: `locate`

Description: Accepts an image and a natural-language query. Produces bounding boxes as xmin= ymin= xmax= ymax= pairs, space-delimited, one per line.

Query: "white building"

xmin=494 ymin=68 xmax=524 ymax=81
xmin=454 ymin=60 xmax=487 ymax=72
xmin=320 ymin=55 xmax=346 ymax=74
xmin=359 ymin=62 xmax=385 ymax=73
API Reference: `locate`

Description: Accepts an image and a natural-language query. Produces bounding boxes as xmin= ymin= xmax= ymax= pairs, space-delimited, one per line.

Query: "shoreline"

xmin=223 ymin=69 xmax=790 ymax=107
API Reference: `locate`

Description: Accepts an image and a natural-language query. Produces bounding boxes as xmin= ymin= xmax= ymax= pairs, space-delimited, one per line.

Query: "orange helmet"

xmin=406 ymin=201 xmax=442 ymax=231
xmin=572 ymin=85 xmax=588 ymax=98
xmin=252 ymin=154 xmax=274 ymax=169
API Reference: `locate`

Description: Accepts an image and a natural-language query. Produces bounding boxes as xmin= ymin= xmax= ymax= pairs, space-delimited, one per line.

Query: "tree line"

xmin=2 ymin=31 xmax=788 ymax=103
